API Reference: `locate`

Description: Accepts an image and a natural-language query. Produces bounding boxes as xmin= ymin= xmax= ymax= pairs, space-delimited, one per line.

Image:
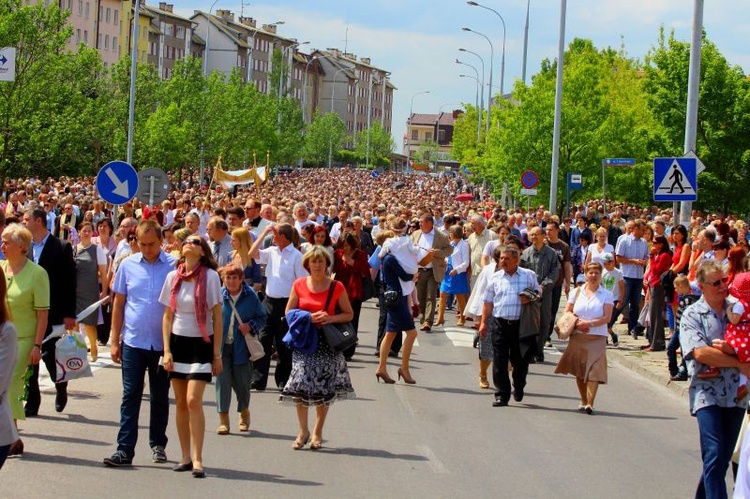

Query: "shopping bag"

xmin=56 ymin=331 xmax=93 ymax=383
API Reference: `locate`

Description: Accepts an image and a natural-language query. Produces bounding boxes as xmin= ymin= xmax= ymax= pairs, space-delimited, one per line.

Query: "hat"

xmin=576 ymin=274 xmax=586 ymax=284
xmin=602 ymin=253 xmax=614 ymax=264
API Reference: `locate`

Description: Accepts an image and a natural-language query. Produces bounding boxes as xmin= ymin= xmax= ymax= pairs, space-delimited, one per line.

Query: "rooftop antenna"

xmin=344 ymin=26 xmax=349 ymax=52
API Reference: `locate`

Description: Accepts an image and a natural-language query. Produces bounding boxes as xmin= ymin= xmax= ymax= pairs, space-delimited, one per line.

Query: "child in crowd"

xmin=721 ymin=273 xmax=750 ymax=400
xmin=667 ymin=275 xmax=699 ymax=381
xmin=601 ymin=253 xmax=624 ymax=346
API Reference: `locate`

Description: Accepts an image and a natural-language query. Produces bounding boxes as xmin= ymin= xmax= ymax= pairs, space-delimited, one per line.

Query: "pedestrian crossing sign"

xmin=653 ymin=157 xmax=697 ymax=202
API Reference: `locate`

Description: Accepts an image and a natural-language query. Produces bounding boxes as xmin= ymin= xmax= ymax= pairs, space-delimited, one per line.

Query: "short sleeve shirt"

xmin=159 ymin=269 xmax=222 ymax=338
xmin=679 ymin=296 xmax=749 ymax=414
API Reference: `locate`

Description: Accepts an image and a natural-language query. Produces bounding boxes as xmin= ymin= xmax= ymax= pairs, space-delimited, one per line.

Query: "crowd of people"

xmin=0 ymin=167 xmax=748 ymax=495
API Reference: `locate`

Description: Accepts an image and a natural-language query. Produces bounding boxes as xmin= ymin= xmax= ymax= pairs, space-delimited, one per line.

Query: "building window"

xmin=176 ymin=26 xmax=185 ymax=39
xmin=67 ymin=0 xmax=72 ymax=10
xmin=77 ymin=0 xmax=82 ymax=15
xmin=85 ymin=1 xmax=89 ymax=18
xmin=83 ymin=30 xmax=88 ymax=43
xmin=113 ymin=36 xmax=117 ymax=51
xmin=99 ymin=6 xmax=103 ymax=20
xmin=98 ymin=33 xmax=102 ymax=48
xmin=425 ymin=132 xmax=433 ymax=141
xmin=114 ymin=10 xmax=119 ymax=24
xmin=411 ymin=130 xmax=418 ymax=140
xmin=104 ymin=34 xmax=109 ymax=49
xmin=106 ymin=7 xmax=111 ymax=23
xmin=165 ymin=24 xmax=174 ymax=36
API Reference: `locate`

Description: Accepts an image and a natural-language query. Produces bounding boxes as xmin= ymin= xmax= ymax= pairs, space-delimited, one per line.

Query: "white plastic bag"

xmin=55 ymin=332 xmax=93 ymax=383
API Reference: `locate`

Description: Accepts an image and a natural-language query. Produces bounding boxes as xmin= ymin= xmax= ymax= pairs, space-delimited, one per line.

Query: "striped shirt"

xmin=484 ymin=266 xmax=540 ymax=320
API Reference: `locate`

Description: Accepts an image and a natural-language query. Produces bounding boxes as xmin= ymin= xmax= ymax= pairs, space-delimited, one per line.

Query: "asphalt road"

xmin=2 ymin=303 xmax=704 ymax=498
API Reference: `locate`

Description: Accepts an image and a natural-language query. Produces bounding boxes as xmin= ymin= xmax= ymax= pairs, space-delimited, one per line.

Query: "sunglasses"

xmin=185 ymin=239 xmax=203 ymax=246
xmin=704 ymin=277 xmax=728 ymax=288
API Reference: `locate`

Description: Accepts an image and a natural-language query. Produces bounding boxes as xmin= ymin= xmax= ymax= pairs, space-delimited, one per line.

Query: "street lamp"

xmin=462 ymin=26 xmax=493 ymax=136
xmin=467 ymin=1 xmax=506 ymax=99
xmin=248 ymin=19 xmax=284 ymax=87
xmin=458 ymin=74 xmax=481 ymax=142
xmin=277 ymin=41 xmax=308 ymax=131
xmin=457 ymin=54 xmax=483 ymax=141
xmin=203 ymin=0 xmax=219 ymax=78
xmin=328 ymin=65 xmax=355 ymax=167
xmin=458 ymin=48 xmax=485 ymax=120
xmin=407 ymin=90 xmax=430 ymax=170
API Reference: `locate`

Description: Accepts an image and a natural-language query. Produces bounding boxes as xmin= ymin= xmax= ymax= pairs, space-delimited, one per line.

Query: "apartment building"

xmin=96 ymin=0 xmax=120 ymax=67
xmin=191 ymin=9 xmax=297 ymax=90
xmin=404 ymin=110 xmax=462 ymax=165
xmin=120 ymin=0 xmax=152 ymax=63
xmin=313 ymin=49 xmax=394 ymax=137
xmin=143 ymin=3 xmax=201 ymax=79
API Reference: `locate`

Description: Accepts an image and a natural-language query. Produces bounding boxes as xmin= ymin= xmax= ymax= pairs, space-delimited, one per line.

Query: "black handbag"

xmin=361 ymin=274 xmax=376 ymax=302
xmin=383 ymin=289 xmax=401 ymax=309
xmin=321 ymin=282 xmax=358 ymax=353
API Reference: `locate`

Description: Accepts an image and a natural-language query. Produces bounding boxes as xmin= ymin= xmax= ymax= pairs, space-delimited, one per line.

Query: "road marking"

xmin=39 ymin=351 xmax=116 ymax=390
xmin=443 ymin=326 xmax=562 ymax=355
xmin=419 ymin=445 xmax=448 ymax=473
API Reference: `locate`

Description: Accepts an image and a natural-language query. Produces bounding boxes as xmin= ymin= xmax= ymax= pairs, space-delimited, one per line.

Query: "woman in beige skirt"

xmin=555 ymin=262 xmax=614 ymax=415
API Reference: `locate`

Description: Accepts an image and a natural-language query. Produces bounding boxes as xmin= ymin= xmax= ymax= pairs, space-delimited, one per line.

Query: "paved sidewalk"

xmin=603 ymin=321 xmax=689 ymax=400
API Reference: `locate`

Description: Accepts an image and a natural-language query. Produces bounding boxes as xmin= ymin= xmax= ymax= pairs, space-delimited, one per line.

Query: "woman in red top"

xmin=645 ymin=235 xmax=672 ymax=352
xmin=333 ymin=232 xmax=370 ymax=360
xmin=667 ymin=225 xmax=690 ymax=336
xmin=281 ymin=246 xmax=355 ymax=451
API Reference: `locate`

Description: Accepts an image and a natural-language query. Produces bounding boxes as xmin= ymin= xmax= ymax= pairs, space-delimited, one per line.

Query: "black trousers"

xmin=25 ymin=334 xmax=67 ymax=414
xmin=254 ymin=296 xmax=292 ymax=390
xmin=490 ymin=316 xmax=529 ymax=401
xmin=97 ymin=301 xmax=113 ymax=345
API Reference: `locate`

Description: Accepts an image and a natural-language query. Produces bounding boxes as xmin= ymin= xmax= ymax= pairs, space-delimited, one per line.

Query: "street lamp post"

xmin=522 ymin=0 xmax=530 ymax=84
xmin=462 ymin=27 xmax=493 ymax=136
xmin=247 ymin=20 xmax=284 ymax=87
xmin=457 ymin=51 xmax=484 ymax=140
xmin=203 ymin=0 xmax=219 ymax=78
xmin=328 ymin=65 xmax=354 ymax=167
xmin=407 ymin=90 xmax=430 ymax=171
xmin=467 ymin=1 xmax=506 ymax=99
xmin=458 ymin=74 xmax=481 ymax=141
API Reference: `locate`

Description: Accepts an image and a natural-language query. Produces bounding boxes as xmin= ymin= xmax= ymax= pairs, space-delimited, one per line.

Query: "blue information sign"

xmin=653 ymin=157 xmax=697 ymax=201
xmin=604 ymin=158 xmax=636 ymax=166
xmin=96 ymin=161 xmax=138 ymax=205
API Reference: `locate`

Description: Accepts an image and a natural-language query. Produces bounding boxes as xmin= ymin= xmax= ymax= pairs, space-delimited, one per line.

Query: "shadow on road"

xmin=21 ymin=432 xmax=110 ymax=447
xmin=324 ymin=446 xmax=429 ymax=461
xmin=518 ymin=403 xmax=678 ymax=420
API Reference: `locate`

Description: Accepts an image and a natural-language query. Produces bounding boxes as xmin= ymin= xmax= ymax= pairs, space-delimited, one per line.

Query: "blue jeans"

xmin=694 ymin=405 xmax=745 ymax=499
xmin=611 ymin=277 xmax=642 ymax=332
xmin=667 ymin=329 xmax=686 ymax=376
xmin=117 ymin=344 xmax=170 ymax=458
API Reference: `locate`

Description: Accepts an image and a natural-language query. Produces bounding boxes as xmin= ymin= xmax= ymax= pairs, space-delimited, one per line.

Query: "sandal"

xmin=292 ymin=433 xmax=310 ymax=450
xmin=310 ymin=440 xmax=323 ymax=451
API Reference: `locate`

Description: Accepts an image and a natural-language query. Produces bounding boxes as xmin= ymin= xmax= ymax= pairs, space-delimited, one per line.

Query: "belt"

xmin=418 ymin=267 xmax=433 ymax=272
xmin=494 ymin=317 xmax=520 ymax=325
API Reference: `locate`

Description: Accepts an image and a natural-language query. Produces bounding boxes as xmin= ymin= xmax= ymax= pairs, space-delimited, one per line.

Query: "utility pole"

xmin=548 ymin=0 xmax=566 ymax=213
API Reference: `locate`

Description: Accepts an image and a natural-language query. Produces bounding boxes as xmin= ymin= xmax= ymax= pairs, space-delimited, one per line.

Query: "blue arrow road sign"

xmin=96 ymin=161 xmax=138 ymax=205
xmin=653 ymin=157 xmax=697 ymax=202
xmin=604 ymin=158 xmax=636 ymax=166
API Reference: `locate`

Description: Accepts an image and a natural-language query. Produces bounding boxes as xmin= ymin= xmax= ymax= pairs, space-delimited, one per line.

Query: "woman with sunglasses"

xmin=643 ymin=235 xmax=672 ymax=352
xmin=159 ymin=236 xmax=222 ymax=478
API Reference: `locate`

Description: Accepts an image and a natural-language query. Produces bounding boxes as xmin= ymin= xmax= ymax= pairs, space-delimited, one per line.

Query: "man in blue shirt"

xmin=614 ymin=220 xmax=649 ymax=335
xmin=104 ymin=220 xmax=177 ymax=467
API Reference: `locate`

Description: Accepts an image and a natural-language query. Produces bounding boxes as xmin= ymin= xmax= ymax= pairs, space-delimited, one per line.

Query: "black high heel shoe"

xmin=375 ymin=371 xmax=395 ymax=384
xmin=397 ymin=368 xmax=416 ymax=385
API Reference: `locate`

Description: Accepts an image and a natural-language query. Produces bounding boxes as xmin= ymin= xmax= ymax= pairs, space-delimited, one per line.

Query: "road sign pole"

xmin=601 ymin=159 xmax=606 ymax=213
xmin=548 ymin=0 xmax=567 ymax=214
xmin=148 ymin=175 xmax=155 ymax=207
xmin=681 ymin=0 xmax=704 ymax=226
xmin=566 ymin=173 xmax=570 ymax=218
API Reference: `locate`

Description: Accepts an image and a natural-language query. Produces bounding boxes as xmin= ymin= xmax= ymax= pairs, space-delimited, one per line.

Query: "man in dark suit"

xmin=22 ymin=208 xmax=77 ymax=415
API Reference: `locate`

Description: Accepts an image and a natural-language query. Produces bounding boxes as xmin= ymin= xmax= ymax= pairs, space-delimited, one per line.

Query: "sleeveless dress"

xmin=279 ymin=279 xmax=355 ymax=406
xmin=75 ymin=244 xmax=101 ymax=326
xmin=440 ymin=241 xmax=470 ymax=295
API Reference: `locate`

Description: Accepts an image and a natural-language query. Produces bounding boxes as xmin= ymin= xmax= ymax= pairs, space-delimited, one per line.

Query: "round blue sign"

xmin=521 ymin=170 xmax=539 ymax=189
xmin=96 ymin=161 xmax=139 ymax=205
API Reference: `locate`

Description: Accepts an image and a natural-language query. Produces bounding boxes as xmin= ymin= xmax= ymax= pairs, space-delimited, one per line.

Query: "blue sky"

xmin=176 ymin=1 xmax=750 ymax=153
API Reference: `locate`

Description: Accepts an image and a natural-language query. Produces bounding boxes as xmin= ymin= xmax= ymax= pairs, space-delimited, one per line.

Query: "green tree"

xmin=414 ymin=139 xmax=439 ymax=167
xmin=0 ymin=0 xmax=72 ymax=180
xmin=303 ymin=112 xmax=346 ymax=166
xmin=353 ymin=121 xmax=395 ymax=167
xmin=643 ymin=28 xmax=750 ymax=214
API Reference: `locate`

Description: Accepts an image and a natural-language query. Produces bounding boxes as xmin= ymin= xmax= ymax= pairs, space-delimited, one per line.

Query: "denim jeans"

xmin=117 ymin=343 xmax=170 ymax=458
xmin=694 ymin=405 xmax=745 ymax=499
xmin=611 ymin=277 xmax=642 ymax=332
xmin=216 ymin=347 xmax=252 ymax=413
xmin=667 ymin=329 xmax=686 ymax=376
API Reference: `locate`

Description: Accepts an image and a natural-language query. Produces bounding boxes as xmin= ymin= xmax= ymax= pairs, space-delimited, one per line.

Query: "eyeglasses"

xmin=704 ymin=277 xmax=728 ymax=288
xmin=185 ymin=239 xmax=202 ymax=246
xmin=127 ymin=235 xmax=137 ymax=242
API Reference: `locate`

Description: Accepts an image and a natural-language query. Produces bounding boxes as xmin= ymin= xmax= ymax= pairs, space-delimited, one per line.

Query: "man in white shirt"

xmin=292 ymin=202 xmax=314 ymax=237
xmin=411 ymin=214 xmax=451 ymax=331
xmin=249 ymin=223 xmax=308 ymax=390
xmin=329 ymin=209 xmax=350 ymax=244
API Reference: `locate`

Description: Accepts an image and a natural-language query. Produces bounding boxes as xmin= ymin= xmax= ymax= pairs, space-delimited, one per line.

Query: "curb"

xmin=606 ymin=346 xmax=690 ymax=400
